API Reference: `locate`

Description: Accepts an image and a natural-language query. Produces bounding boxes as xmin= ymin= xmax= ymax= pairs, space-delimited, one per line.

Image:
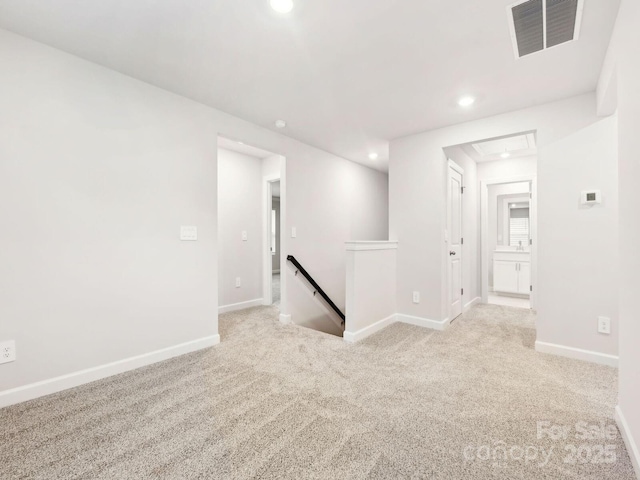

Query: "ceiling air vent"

xmin=508 ymin=0 xmax=584 ymax=58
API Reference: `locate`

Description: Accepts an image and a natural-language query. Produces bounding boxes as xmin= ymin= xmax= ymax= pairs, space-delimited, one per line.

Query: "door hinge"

xmin=529 ymin=239 xmax=533 ymax=246
xmin=530 ymin=285 xmax=533 ymax=292
xmin=461 ymin=288 xmax=464 ymax=295
xmin=461 ymin=186 xmax=465 ymax=194
xmin=461 ymin=237 xmax=464 ymax=245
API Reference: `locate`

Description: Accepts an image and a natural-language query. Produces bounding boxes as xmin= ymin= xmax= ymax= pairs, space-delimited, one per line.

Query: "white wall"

xmin=601 ymin=0 xmax=640 ymax=474
xmin=476 ymin=156 xmax=537 ymax=181
xmin=389 ymin=93 xmax=619 ymax=360
xmin=217 ymin=148 xmax=263 ymax=309
xmin=537 ymin=114 xmax=618 ymax=355
xmin=344 ymin=243 xmax=397 ymax=342
xmin=0 ymin=29 xmax=388 ymax=401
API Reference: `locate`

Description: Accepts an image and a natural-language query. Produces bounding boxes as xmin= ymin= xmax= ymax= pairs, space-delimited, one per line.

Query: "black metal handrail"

xmin=287 ymin=255 xmax=345 ymax=324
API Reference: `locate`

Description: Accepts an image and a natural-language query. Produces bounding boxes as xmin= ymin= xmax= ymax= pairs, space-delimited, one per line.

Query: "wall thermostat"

xmin=581 ymin=190 xmax=602 ymax=205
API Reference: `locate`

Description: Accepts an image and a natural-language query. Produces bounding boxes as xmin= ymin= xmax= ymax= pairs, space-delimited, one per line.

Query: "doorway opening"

xmin=268 ymin=180 xmax=281 ymax=307
xmin=443 ymin=130 xmax=538 ymax=316
xmin=484 ymin=180 xmax=533 ymax=309
xmin=217 ymin=136 xmax=285 ymax=316
xmin=475 ymin=132 xmax=537 ymax=310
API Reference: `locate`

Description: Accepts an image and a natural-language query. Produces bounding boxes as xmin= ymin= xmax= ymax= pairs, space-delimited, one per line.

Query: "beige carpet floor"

xmin=1 ymin=304 xmax=635 ymax=479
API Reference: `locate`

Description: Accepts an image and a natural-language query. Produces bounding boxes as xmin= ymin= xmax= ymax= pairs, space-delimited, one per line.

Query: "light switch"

xmin=180 ymin=226 xmax=198 ymax=241
xmin=242 ymin=231 xmax=248 ymax=241
xmin=291 ymin=227 xmax=297 ymax=238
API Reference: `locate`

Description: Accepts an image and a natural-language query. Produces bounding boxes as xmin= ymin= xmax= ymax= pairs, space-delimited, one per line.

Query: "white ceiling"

xmin=0 ymin=0 xmax=620 ymax=171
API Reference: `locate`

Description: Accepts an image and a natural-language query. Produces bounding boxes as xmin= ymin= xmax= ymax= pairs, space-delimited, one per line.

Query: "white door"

xmin=448 ymin=162 xmax=463 ymax=321
xmin=518 ymin=262 xmax=531 ymax=295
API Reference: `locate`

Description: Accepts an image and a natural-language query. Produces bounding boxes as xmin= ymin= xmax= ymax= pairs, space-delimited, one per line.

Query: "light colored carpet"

xmin=1 ymin=304 xmax=635 ymax=479
xmin=272 ymin=273 xmax=280 ymax=306
xmin=488 ymin=293 xmax=530 ymax=309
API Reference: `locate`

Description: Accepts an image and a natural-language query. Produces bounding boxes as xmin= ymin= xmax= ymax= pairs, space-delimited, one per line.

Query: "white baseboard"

xmin=343 ymin=313 xmax=450 ymax=343
xmin=344 ymin=314 xmax=396 ymax=343
xmin=0 ymin=335 xmax=220 ymax=409
xmin=464 ymin=297 xmax=481 ymax=312
xmin=535 ymin=341 xmax=619 ymax=367
xmin=397 ymin=313 xmax=451 ymax=331
xmin=279 ymin=313 xmax=292 ymax=324
xmin=218 ymin=298 xmax=263 ymax=314
xmin=616 ymin=406 xmax=640 ymax=479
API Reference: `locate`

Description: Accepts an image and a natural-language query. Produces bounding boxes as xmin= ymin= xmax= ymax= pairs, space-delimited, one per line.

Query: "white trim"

xmin=279 ymin=313 xmax=292 ymax=324
xmin=616 ymin=406 xmax=640 ymax=479
xmin=344 ymin=313 xmax=451 ymax=343
xmin=506 ymin=0 xmax=521 ymax=60
xmin=344 ymin=314 xmax=396 ymax=343
xmin=464 ymin=296 xmax=481 ymax=312
xmin=218 ymin=298 xmax=264 ymax=314
xmin=573 ymin=0 xmax=585 ymax=43
xmin=0 ymin=335 xmax=220 ymax=409
xmin=345 ymin=241 xmax=398 ymax=251
xmin=535 ymin=341 xmax=619 ymax=367
xmin=447 ymin=159 xmax=464 ymax=323
xmin=448 ymin=159 xmax=464 ymax=175
xmin=397 ymin=314 xmax=451 ymax=331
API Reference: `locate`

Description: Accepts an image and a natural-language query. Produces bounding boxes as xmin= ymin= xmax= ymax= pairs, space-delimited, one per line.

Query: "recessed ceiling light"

xmin=458 ymin=96 xmax=476 ymax=107
xmin=270 ymin=0 xmax=294 ymax=13
xmin=368 ymin=153 xmax=379 ymax=160
xmin=500 ymin=150 xmax=511 ymax=159
xmin=275 ymin=119 xmax=287 ymax=129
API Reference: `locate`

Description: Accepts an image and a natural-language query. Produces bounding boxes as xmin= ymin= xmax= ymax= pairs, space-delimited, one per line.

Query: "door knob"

xmin=449 ymin=251 xmax=456 ymax=256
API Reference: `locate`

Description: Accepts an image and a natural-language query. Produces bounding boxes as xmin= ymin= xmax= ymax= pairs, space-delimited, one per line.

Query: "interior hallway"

xmin=1 ymin=306 xmax=634 ymax=479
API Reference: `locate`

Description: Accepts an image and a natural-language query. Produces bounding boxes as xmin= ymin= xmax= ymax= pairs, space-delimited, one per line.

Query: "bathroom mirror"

xmin=508 ymin=202 xmax=530 ymax=248
xmin=495 ymin=191 xmax=530 ymax=251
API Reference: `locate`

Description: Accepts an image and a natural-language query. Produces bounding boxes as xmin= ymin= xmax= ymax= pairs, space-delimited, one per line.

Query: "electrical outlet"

xmin=412 ymin=291 xmax=420 ymax=304
xmin=180 ymin=226 xmax=198 ymax=241
xmin=242 ymin=231 xmax=248 ymax=241
xmin=0 ymin=340 xmax=16 ymax=364
xmin=235 ymin=277 xmax=241 ymax=288
xmin=291 ymin=227 xmax=297 ymax=238
xmin=598 ymin=317 xmax=611 ymax=335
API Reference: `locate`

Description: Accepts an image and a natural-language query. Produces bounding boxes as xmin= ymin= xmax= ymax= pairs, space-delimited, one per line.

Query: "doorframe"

xmin=446 ymin=159 xmax=464 ymax=322
xmin=480 ymin=174 xmax=537 ymax=308
xmin=263 ymin=175 xmax=280 ymax=306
